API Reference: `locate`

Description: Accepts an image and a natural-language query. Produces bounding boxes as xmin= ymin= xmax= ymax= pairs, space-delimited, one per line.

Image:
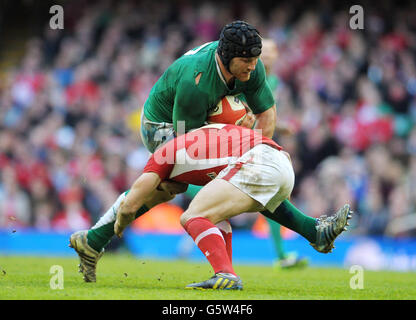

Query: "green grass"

xmin=0 ymin=254 xmax=415 ymax=300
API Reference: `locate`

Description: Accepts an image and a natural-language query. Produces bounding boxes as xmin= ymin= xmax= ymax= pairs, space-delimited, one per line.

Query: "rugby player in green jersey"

xmin=141 ymin=21 xmax=276 ymax=152
xmin=69 ymin=21 xmax=351 ymax=283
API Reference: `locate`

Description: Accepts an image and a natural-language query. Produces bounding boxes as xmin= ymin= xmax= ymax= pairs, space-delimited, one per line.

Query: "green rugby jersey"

xmin=143 ymin=41 xmax=275 ymax=132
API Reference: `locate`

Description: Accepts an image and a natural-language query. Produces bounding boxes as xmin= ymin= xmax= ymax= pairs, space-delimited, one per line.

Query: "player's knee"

xmin=180 ymin=210 xmax=206 ymax=226
xmin=180 ymin=210 xmax=193 ymax=226
xmin=180 ymin=209 xmax=216 ymax=226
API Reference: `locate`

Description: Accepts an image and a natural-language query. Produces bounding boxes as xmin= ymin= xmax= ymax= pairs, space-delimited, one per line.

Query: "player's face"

xmin=229 ymin=56 xmax=259 ymax=82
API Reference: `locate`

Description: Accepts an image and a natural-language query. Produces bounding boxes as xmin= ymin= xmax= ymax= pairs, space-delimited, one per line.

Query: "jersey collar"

xmin=215 ymin=55 xmax=236 ymax=90
xmin=215 ymin=55 xmax=227 ymax=86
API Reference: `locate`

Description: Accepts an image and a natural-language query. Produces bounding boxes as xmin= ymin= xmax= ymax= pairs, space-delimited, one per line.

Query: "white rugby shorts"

xmin=217 ymin=144 xmax=295 ymax=212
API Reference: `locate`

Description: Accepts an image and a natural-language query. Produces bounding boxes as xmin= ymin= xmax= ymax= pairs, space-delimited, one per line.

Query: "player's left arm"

xmin=253 ymin=106 xmax=276 ymax=138
xmin=114 ymin=172 xmax=162 ymax=237
xmin=115 ymin=178 xmax=186 ymax=237
xmin=243 ymin=60 xmax=276 ymax=138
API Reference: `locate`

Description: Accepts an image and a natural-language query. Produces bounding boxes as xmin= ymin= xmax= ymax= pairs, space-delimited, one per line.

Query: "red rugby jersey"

xmin=143 ymin=124 xmax=282 ymax=185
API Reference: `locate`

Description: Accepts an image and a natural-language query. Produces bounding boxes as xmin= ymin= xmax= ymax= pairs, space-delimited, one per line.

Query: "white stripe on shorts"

xmin=194 ymin=227 xmax=225 ymax=246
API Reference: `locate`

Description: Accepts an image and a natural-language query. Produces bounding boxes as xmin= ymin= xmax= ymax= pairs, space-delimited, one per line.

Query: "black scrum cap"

xmin=217 ymin=21 xmax=262 ymax=72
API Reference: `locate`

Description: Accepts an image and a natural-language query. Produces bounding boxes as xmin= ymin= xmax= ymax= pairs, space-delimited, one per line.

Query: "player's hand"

xmin=114 ymin=200 xmax=129 ymax=238
xmin=240 ymin=111 xmax=256 ymax=129
xmin=157 ymin=180 xmax=188 ymax=195
xmin=114 ymin=220 xmax=124 ymax=238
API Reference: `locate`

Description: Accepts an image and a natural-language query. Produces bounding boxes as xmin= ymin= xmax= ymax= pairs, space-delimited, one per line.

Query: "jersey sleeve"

xmin=173 ymin=79 xmax=209 ymax=133
xmin=243 ymin=59 xmax=275 ymax=114
xmin=143 ymin=147 xmax=175 ymax=181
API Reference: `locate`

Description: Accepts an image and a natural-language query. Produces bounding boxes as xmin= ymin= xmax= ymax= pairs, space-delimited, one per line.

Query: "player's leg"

xmin=180 ymin=178 xmax=262 ymax=290
xmin=69 ymin=188 xmax=175 ymax=282
xmin=180 ymin=178 xmax=262 ymax=274
xmin=181 ymin=144 xmax=294 ymax=289
xmin=184 ymin=184 xmax=234 ymax=262
xmin=262 ymin=200 xmax=353 ymax=253
xmin=261 ymin=200 xmax=317 ymax=243
xmin=72 ymin=112 xmax=183 ymax=282
xmin=216 ymin=220 xmax=233 ymax=263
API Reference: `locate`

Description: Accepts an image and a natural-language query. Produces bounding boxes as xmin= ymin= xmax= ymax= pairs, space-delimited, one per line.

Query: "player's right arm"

xmin=243 ymin=59 xmax=276 ymax=137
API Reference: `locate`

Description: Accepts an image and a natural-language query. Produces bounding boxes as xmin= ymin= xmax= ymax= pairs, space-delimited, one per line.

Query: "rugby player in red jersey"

xmin=112 ymin=122 xmax=352 ymax=290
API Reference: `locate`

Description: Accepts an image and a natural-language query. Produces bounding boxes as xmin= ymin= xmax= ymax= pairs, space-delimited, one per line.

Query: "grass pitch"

xmin=0 ymin=254 xmax=415 ymax=300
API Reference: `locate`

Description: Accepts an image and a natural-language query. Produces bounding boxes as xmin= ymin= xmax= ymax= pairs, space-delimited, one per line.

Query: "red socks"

xmin=183 ymin=217 xmax=235 ymax=276
xmin=216 ymin=220 xmax=233 ymax=263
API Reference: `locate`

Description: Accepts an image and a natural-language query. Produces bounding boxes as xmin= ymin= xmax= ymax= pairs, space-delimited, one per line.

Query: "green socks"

xmin=261 ymin=199 xmax=317 ymax=244
xmin=86 ymin=191 xmax=149 ymax=252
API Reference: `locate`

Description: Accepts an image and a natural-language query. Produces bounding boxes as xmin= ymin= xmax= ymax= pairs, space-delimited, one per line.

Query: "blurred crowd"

xmin=0 ymin=0 xmax=415 ymax=238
